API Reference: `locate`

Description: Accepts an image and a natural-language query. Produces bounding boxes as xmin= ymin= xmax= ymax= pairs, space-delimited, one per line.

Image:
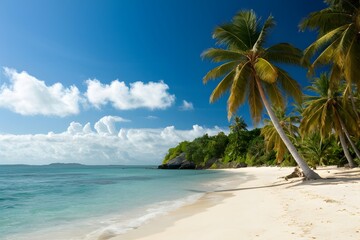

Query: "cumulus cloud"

xmin=0 ymin=117 xmax=227 ymax=165
xmin=85 ymin=79 xmax=175 ymax=110
xmin=179 ymin=100 xmax=194 ymax=111
xmin=0 ymin=68 xmax=177 ymax=116
xmin=94 ymin=116 xmax=130 ymax=135
xmin=0 ymin=68 xmax=81 ymax=116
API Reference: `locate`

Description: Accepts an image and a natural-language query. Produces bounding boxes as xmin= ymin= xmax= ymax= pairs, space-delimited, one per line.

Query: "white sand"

xmin=114 ymin=167 xmax=360 ymax=240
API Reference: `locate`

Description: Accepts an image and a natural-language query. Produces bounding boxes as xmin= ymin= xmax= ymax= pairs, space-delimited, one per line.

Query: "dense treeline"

xmin=162 ymin=117 xmax=281 ymax=168
xmin=162 ymin=115 xmax=359 ymax=168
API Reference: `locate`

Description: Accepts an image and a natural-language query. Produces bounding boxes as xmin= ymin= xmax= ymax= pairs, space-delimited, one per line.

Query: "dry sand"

xmin=113 ymin=167 xmax=360 ymax=240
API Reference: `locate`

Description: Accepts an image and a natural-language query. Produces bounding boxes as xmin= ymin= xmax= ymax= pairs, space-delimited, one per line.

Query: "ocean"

xmin=0 ymin=164 xmax=241 ymax=240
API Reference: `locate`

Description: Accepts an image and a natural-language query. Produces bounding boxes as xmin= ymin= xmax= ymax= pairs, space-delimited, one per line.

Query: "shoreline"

xmin=114 ymin=166 xmax=360 ymax=240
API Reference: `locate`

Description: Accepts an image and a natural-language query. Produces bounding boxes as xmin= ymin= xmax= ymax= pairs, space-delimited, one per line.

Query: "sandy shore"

xmin=113 ymin=167 xmax=360 ymax=240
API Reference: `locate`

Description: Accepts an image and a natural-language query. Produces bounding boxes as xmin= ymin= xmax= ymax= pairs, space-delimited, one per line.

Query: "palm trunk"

xmin=338 ymin=116 xmax=360 ymax=162
xmin=348 ymin=88 xmax=360 ymax=121
xmin=338 ymin=130 xmax=356 ymax=168
xmin=255 ymin=78 xmax=321 ymax=179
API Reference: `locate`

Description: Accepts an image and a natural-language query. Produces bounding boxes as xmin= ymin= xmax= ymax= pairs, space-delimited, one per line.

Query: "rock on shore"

xmin=158 ymin=153 xmax=196 ymax=169
xmin=158 ymin=153 xmax=247 ymax=169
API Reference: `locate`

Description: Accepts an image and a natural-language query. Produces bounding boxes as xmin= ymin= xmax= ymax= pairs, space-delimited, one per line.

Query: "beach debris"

xmin=284 ymin=167 xmax=304 ymax=181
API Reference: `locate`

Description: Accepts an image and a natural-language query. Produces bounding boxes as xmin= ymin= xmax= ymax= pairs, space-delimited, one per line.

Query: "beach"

xmin=117 ymin=167 xmax=360 ymax=240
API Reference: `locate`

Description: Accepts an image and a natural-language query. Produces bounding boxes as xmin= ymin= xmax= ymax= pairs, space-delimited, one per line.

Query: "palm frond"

xmin=227 ymin=62 xmax=251 ymax=119
xmin=337 ymin=23 xmax=355 ymax=57
xmin=201 ymin=48 xmax=245 ymax=63
xmin=320 ymin=100 xmax=330 ymax=131
xmin=311 ymin=36 xmax=341 ymax=68
xmin=276 ymin=68 xmax=302 ymax=104
xmin=252 ymin=15 xmax=275 ymax=52
xmin=232 ymin=10 xmax=259 ymax=48
xmin=254 ymin=58 xmax=278 ymax=83
xmin=299 ymin=9 xmax=352 ymax=35
xmin=264 ymin=43 xmax=303 ymax=65
xmin=203 ymin=61 xmax=240 ymax=84
xmin=343 ymin=36 xmax=360 ymax=88
xmin=305 ymin=73 xmax=331 ymax=97
xmin=247 ymin=76 xmax=263 ymax=124
xmin=301 ymin=99 xmax=328 ymax=136
xmin=213 ymin=24 xmax=250 ymax=50
xmin=337 ymin=99 xmax=359 ymax=132
xmin=264 ymin=83 xmax=284 ymax=109
xmin=303 ymin=24 xmax=349 ymax=62
xmin=329 ymin=65 xmax=342 ymax=92
xmin=210 ymin=70 xmax=235 ymax=103
xmin=326 ymin=0 xmax=360 ymax=14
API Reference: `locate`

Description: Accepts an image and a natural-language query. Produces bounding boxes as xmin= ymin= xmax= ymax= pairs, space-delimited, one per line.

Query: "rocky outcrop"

xmin=158 ymin=153 xmax=196 ymax=169
xmin=209 ymin=160 xmax=247 ymax=169
xmin=158 ymin=153 xmax=247 ymax=170
xmin=179 ymin=160 xmax=196 ymax=169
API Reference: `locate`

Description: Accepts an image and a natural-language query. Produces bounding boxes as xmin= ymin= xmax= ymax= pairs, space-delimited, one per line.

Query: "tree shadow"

xmin=208 ymin=176 xmax=359 ymax=193
xmin=287 ymin=176 xmax=360 ymax=188
xmin=187 ymin=169 xmax=360 ymax=193
xmin=333 ymin=169 xmax=360 ymax=175
xmin=210 ymin=179 xmax=303 ymax=193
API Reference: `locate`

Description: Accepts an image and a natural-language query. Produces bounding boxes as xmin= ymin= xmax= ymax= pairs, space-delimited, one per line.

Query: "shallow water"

xmin=0 ymin=165 xmax=241 ymax=240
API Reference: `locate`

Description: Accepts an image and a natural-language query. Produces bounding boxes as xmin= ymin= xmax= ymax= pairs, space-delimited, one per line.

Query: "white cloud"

xmin=85 ymin=79 xmax=175 ymax=110
xmin=0 ymin=68 xmax=177 ymax=116
xmin=0 ymin=117 xmax=228 ymax=165
xmin=146 ymin=115 xmax=158 ymax=120
xmin=0 ymin=68 xmax=81 ymax=116
xmin=94 ymin=116 xmax=130 ymax=136
xmin=179 ymin=100 xmax=194 ymax=111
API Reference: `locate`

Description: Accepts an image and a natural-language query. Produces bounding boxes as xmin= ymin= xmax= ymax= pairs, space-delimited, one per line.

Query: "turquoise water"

xmin=0 ymin=165 xmax=240 ymax=240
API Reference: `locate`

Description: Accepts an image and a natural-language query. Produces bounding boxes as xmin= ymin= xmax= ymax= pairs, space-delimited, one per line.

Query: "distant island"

xmin=48 ymin=163 xmax=85 ymax=166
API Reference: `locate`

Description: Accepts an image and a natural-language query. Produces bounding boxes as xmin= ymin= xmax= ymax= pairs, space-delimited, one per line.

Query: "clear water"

xmin=0 ymin=165 xmax=240 ymax=240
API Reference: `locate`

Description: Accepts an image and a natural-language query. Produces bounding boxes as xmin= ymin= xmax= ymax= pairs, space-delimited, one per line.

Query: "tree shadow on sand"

xmin=286 ymin=168 xmax=360 ymax=188
xmin=210 ymin=180 xmax=303 ymax=193
xmin=193 ymin=169 xmax=360 ymax=193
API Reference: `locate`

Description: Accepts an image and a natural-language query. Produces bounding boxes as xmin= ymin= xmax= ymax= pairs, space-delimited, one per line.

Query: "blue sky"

xmin=0 ymin=0 xmax=326 ymax=164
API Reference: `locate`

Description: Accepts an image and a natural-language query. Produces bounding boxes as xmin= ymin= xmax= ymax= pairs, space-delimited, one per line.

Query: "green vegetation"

xmin=163 ymin=1 xmax=360 ymax=174
xmin=201 ymin=9 xmax=320 ymax=178
xmin=162 ymin=119 xmax=266 ymax=168
xmin=163 ymin=117 xmax=297 ymax=168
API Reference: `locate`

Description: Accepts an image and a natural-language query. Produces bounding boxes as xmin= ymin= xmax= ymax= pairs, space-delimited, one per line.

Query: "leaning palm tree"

xmin=300 ymin=73 xmax=358 ymax=167
xmin=262 ymin=107 xmax=300 ymax=164
xmin=202 ymin=10 xmax=320 ymax=179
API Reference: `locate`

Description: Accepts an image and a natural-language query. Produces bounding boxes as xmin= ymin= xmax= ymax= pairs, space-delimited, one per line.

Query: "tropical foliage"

xmin=300 ymin=0 xmax=360 ymax=90
xmin=162 ymin=118 xmax=273 ymax=168
xmin=162 ymin=4 xmax=360 ymax=174
xmin=261 ymin=107 xmax=300 ymax=164
xmin=201 ymin=10 xmax=320 ymax=178
xmin=298 ymin=133 xmax=343 ymax=168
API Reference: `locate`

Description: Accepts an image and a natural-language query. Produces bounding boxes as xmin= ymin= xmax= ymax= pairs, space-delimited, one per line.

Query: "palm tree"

xmin=300 ymin=0 xmax=360 ymax=89
xmin=300 ymin=73 xmax=358 ymax=167
xmin=230 ymin=116 xmax=247 ymax=133
xmin=202 ymin=10 xmax=320 ymax=179
xmin=300 ymin=0 xmax=360 ymax=123
xmin=299 ymin=132 xmax=341 ymax=168
xmin=261 ymin=107 xmax=300 ymax=164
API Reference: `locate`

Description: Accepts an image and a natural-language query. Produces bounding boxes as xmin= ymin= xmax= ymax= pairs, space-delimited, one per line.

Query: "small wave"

xmin=84 ymin=193 xmax=203 ymax=240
